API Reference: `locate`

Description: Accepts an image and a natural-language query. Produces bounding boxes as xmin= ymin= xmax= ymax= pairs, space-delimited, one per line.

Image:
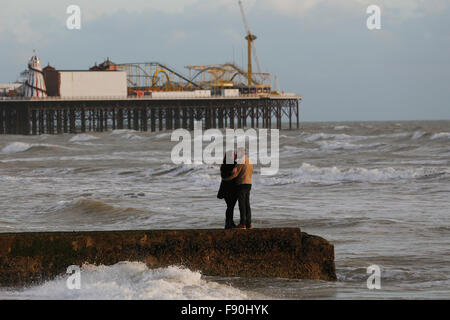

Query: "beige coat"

xmin=223 ymin=155 xmax=253 ymax=185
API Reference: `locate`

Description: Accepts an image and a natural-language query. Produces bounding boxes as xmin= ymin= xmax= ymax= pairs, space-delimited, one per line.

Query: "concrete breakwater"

xmin=0 ymin=228 xmax=336 ymax=287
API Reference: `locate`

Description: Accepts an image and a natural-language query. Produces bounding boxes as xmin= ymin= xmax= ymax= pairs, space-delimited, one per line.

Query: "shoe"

xmin=246 ymin=224 xmax=253 ymax=229
xmin=234 ymin=224 xmax=247 ymax=229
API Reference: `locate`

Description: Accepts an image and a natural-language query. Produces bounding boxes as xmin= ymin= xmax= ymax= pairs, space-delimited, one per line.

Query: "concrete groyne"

xmin=0 ymin=228 xmax=336 ymax=286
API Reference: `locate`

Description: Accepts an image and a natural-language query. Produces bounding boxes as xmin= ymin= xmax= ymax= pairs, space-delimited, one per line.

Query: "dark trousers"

xmin=237 ymin=184 xmax=252 ymax=227
xmin=224 ymin=195 xmax=237 ymax=229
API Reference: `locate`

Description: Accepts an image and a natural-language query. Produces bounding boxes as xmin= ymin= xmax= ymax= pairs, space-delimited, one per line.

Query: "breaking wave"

xmin=411 ymin=131 xmax=426 ymax=140
xmin=0 ymin=262 xmax=249 ymax=300
xmin=303 ymin=133 xmax=367 ymax=143
xmin=110 ymin=129 xmax=138 ymax=135
xmin=430 ymin=132 xmax=450 ymax=140
xmin=315 ymin=141 xmax=383 ymax=151
xmin=120 ymin=133 xmax=144 ymax=140
xmin=1 ymin=142 xmax=72 ymax=154
xmin=149 ymin=163 xmax=215 ymax=178
xmin=110 ymin=129 xmax=144 ymax=140
xmin=257 ymin=163 xmax=449 ymax=186
xmin=379 ymin=132 xmax=411 ymax=139
xmin=69 ymin=134 xmax=99 ymax=142
xmin=302 ymin=130 xmax=450 ymax=144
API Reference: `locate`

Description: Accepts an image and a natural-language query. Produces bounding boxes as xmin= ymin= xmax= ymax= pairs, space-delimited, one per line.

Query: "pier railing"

xmin=0 ymin=93 xmax=300 ymax=102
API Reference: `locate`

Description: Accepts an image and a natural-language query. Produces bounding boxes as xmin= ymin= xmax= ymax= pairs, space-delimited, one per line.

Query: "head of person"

xmin=224 ymin=150 xmax=236 ymax=165
xmin=237 ymin=147 xmax=246 ymax=160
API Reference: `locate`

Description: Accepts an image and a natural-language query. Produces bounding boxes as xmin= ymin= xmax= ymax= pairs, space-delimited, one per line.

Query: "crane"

xmin=238 ymin=0 xmax=262 ymax=87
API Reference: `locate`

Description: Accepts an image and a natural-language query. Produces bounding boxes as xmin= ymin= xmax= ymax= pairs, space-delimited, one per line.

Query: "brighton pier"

xmin=0 ymin=94 xmax=301 ymax=135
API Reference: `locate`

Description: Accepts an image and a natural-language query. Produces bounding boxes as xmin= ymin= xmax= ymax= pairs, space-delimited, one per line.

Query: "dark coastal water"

xmin=0 ymin=120 xmax=449 ymax=299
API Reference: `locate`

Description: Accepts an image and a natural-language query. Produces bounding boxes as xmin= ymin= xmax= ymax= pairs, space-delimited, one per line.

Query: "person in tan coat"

xmin=222 ymin=148 xmax=253 ymax=229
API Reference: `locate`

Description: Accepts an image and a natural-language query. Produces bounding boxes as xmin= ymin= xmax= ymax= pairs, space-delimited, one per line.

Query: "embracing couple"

xmin=217 ymin=148 xmax=253 ymax=230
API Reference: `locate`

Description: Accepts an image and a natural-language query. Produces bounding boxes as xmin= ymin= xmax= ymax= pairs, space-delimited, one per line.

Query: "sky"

xmin=0 ymin=0 xmax=449 ymax=121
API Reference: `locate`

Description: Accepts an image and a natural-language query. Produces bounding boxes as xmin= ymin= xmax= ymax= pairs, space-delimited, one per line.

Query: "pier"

xmin=0 ymin=95 xmax=300 ymax=135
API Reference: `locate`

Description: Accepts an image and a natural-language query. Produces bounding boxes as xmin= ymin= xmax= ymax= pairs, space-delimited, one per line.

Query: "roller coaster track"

xmin=116 ymin=62 xmax=201 ymax=89
xmin=157 ymin=63 xmax=201 ymax=88
xmin=190 ymin=63 xmax=256 ymax=85
xmin=152 ymin=69 xmax=171 ymax=88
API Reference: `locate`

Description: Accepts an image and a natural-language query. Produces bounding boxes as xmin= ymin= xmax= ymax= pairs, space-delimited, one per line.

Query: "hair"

xmin=223 ymin=150 xmax=236 ymax=165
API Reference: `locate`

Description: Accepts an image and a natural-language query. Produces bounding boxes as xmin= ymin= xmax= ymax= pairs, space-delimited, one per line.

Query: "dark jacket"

xmin=217 ymin=161 xmax=237 ymax=199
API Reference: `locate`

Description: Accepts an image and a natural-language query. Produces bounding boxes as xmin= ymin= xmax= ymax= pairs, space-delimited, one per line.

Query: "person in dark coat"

xmin=217 ymin=151 xmax=238 ymax=229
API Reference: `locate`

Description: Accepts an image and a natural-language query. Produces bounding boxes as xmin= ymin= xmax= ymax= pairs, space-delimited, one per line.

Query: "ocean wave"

xmin=334 ymin=125 xmax=349 ymax=130
xmin=1 ymin=142 xmax=72 ymax=154
xmin=110 ymin=130 xmax=145 ymax=141
xmin=303 ymin=133 xmax=362 ymax=142
xmin=69 ymin=134 xmax=99 ymax=142
xmin=280 ymin=145 xmax=310 ymax=154
xmin=145 ymin=164 xmax=220 ymax=187
xmin=110 ymin=129 xmax=138 ymax=135
xmin=315 ymin=140 xmax=383 ymax=151
xmin=0 ymin=262 xmax=248 ymax=300
xmin=303 ymin=130 xmax=447 ymax=143
xmin=411 ymin=131 xmax=426 ymax=140
xmin=120 ymin=133 xmax=144 ymax=140
xmin=430 ymin=132 xmax=450 ymax=140
xmin=150 ymin=163 xmax=217 ymax=178
xmin=150 ymin=164 xmax=196 ymax=177
xmin=48 ymin=198 xmax=141 ymax=216
xmin=379 ymin=132 xmax=411 ymax=139
xmin=257 ymin=163 xmax=449 ymax=186
xmin=156 ymin=132 xmax=172 ymax=139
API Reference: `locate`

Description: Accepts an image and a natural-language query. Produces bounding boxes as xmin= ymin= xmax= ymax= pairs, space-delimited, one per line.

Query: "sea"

xmin=0 ymin=120 xmax=449 ymax=299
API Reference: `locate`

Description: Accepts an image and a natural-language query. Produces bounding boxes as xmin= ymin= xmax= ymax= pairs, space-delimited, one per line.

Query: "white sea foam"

xmin=411 ymin=131 xmax=426 ymax=140
xmin=316 ymin=140 xmax=382 ymax=151
xmin=1 ymin=142 xmax=72 ymax=154
xmin=303 ymin=133 xmax=367 ymax=143
xmin=379 ymin=132 xmax=410 ymax=139
xmin=280 ymin=145 xmax=310 ymax=155
xmin=110 ymin=129 xmax=146 ymax=141
xmin=121 ymin=133 xmax=144 ymax=140
xmin=69 ymin=134 xmax=99 ymax=142
xmin=304 ymin=133 xmax=347 ymax=142
xmin=257 ymin=163 xmax=449 ymax=186
xmin=1 ymin=142 xmax=32 ymax=153
xmin=156 ymin=132 xmax=172 ymax=139
xmin=0 ymin=262 xmax=249 ymax=300
xmin=110 ymin=129 xmax=138 ymax=135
